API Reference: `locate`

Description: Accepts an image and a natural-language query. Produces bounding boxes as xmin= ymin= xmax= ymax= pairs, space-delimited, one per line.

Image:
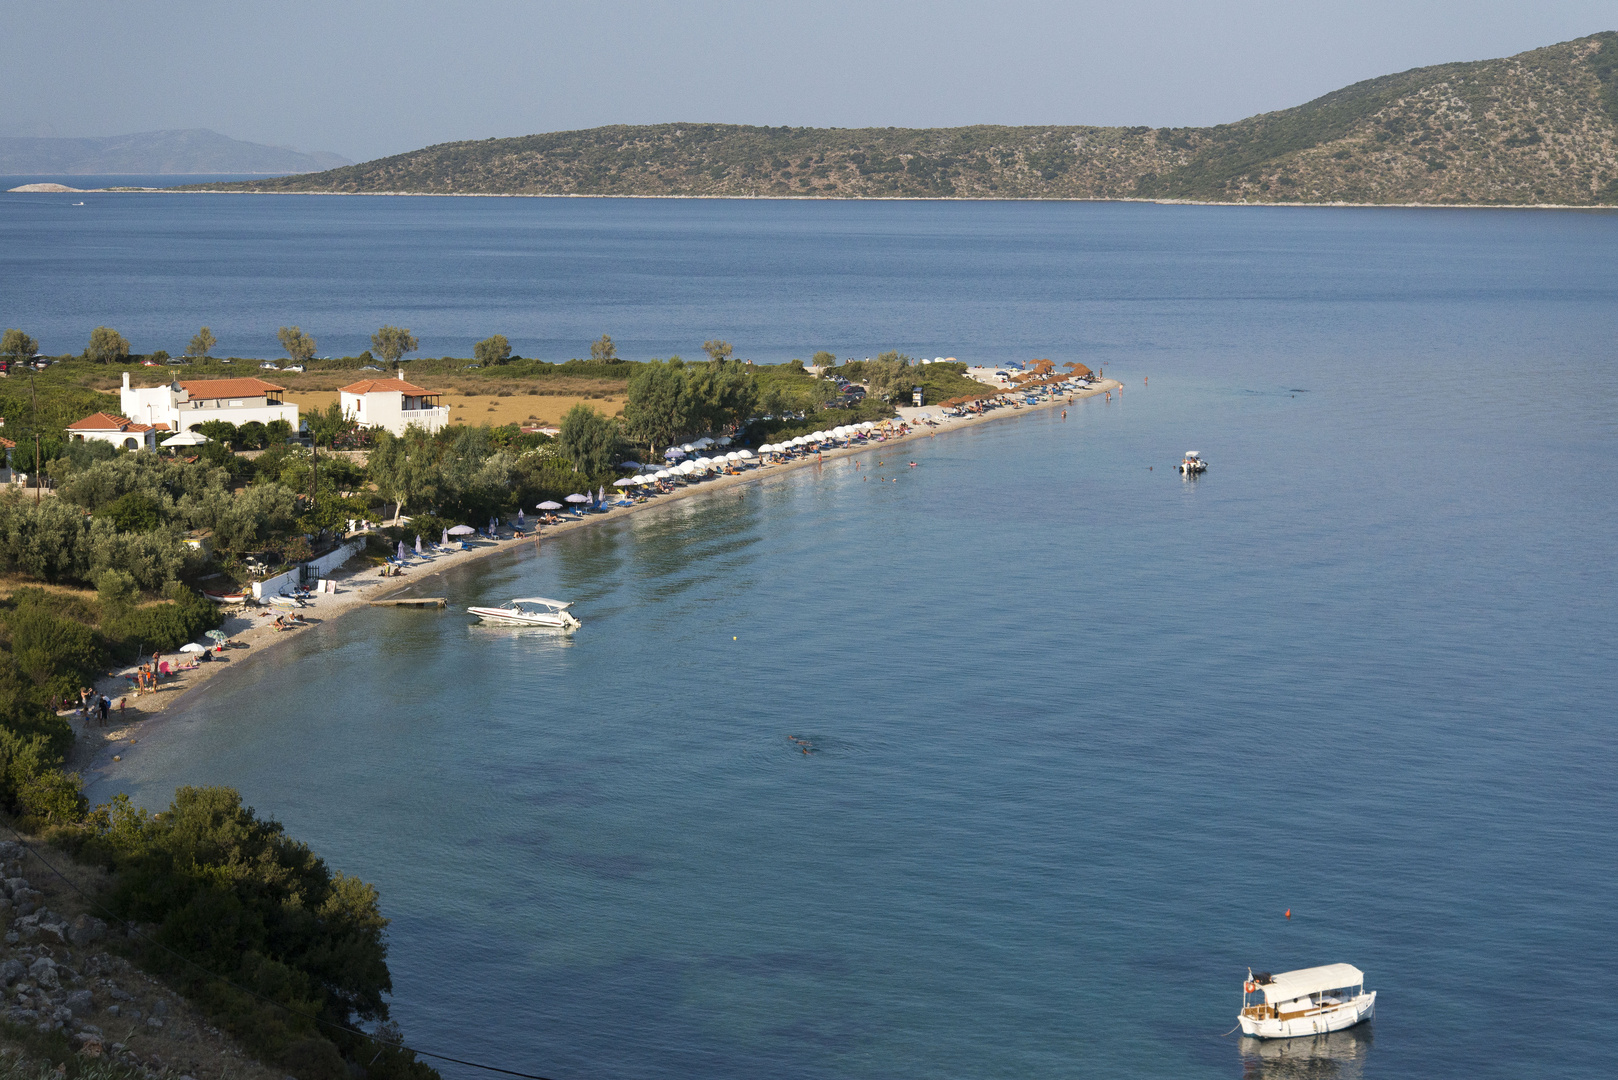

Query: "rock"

xmin=27 ymin=957 xmax=58 ymax=989
xmin=72 ymin=1034 xmax=104 ymax=1057
xmin=1 ymin=877 xmax=26 ymax=897
xmin=109 ymin=987 xmax=132 ymax=1001
xmin=104 ymin=1004 xmax=119 ymax=1017
xmin=144 ymin=1016 xmax=162 ymax=1029
xmin=0 ymin=842 xmax=23 ymax=861
xmin=64 ymin=989 xmax=92 ymax=1016
xmin=37 ymin=922 xmax=68 ymax=946
xmin=68 ymin=915 xmax=107 ymax=946
xmin=151 ymin=998 xmax=169 ymax=1017
xmin=0 ymin=959 xmax=23 ymax=985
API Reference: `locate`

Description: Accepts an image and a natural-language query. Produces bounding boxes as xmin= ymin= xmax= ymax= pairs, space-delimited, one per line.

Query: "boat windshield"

xmin=511 ymin=597 xmax=571 ymax=610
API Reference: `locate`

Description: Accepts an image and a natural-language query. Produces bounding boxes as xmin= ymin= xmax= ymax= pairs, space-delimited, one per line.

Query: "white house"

xmin=339 ymin=378 xmax=450 ymax=435
xmin=66 ymin=412 xmax=162 ymax=451
xmin=119 ymin=372 xmax=299 ymax=434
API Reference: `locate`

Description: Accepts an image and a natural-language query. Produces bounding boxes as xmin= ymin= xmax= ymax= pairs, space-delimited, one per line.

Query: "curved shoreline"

xmin=71 ymin=379 xmax=1119 ymax=786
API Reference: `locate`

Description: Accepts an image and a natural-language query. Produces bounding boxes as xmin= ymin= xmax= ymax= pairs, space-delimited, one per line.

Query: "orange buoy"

xmin=1285 ymin=909 xmax=1292 ymax=919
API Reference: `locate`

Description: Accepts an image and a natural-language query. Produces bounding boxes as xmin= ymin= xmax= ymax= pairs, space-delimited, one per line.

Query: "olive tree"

xmin=371 ymin=325 xmax=418 ymax=366
xmin=474 ymin=334 xmax=512 ymax=366
xmin=276 ymin=326 xmax=317 ymax=364
xmin=558 ymin=403 xmax=621 ymax=474
xmin=590 ymin=334 xmax=618 ymax=363
xmin=185 ymin=326 xmax=216 ymax=358
xmin=1 ymin=329 xmax=38 ymax=368
xmin=702 ymin=339 xmax=733 ymax=362
xmin=85 ymin=327 xmax=130 ymax=364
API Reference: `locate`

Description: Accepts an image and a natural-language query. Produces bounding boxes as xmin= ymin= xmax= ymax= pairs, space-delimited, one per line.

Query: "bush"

xmin=84 ymin=787 xmax=414 ymax=1075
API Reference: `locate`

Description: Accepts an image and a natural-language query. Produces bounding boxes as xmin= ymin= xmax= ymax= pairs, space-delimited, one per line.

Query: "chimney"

xmin=122 ymin=371 xmax=130 ymax=390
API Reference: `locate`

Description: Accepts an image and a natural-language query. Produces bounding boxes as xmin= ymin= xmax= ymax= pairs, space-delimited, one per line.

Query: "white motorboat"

xmin=1178 ymin=450 xmax=1207 ymax=474
xmin=467 ymin=596 xmax=581 ymax=629
xmin=1238 ymin=964 xmax=1375 ymax=1039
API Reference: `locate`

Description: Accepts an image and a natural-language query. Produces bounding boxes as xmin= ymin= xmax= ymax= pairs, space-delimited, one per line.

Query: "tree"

xmin=558 ymin=404 xmax=620 ymax=474
xmin=185 ymin=326 xmax=216 ymax=358
xmin=474 ymin=334 xmax=512 ymax=366
xmin=86 ymin=327 xmax=130 ymax=364
xmin=371 ymin=326 xmax=418 ymax=366
xmin=702 ymin=339 xmax=733 ymax=363
xmin=812 ymin=350 xmax=837 ymax=373
xmin=277 ymin=326 xmax=317 ymax=364
xmin=366 ymin=429 xmax=440 ymax=523
xmin=1 ymin=329 xmax=38 ymax=369
xmin=589 ymin=334 xmax=618 ymax=363
xmin=622 ymin=361 xmax=692 ymax=456
xmin=685 ymin=359 xmax=758 ymax=434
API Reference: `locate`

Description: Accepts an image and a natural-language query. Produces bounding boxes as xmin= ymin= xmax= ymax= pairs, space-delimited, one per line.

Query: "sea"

xmin=3 ymin=187 xmax=1616 ymax=1079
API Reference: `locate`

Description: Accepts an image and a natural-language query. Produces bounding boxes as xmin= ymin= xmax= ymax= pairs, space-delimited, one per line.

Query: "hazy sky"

xmin=5 ymin=1 xmax=1612 ymax=162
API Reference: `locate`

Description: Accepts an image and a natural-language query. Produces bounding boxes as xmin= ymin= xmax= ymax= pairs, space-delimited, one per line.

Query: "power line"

xmin=3 ymin=825 xmax=559 ymax=1080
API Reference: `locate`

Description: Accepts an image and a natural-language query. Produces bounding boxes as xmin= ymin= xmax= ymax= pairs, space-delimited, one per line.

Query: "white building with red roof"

xmin=118 ymin=371 xmax=299 ymax=435
xmin=339 ymin=377 xmax=450 ymax=435
xmin=66 ymin=412 xmax=162 ymax=451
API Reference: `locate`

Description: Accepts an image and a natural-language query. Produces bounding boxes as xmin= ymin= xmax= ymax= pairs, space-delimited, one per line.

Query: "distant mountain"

xmin=194 ymin=33 xmax=1618 ymax=205
xmin=0 ymin=129 xmax=351 ymax=175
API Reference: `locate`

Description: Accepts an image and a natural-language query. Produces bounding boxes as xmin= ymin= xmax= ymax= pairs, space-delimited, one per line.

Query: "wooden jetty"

xmin=369 ymin=597 xmax=447 ymax=609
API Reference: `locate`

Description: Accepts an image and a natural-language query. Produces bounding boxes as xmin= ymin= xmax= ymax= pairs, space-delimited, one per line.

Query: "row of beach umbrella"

xmin=758 ymin=421 xmax=878 ymax=455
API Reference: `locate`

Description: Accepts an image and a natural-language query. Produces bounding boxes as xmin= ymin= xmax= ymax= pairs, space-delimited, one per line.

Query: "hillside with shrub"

xmin=190 ymin=33 xmax=1618 ymax=206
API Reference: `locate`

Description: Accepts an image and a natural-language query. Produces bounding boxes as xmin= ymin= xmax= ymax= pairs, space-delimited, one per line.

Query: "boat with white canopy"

xmin=1178 ymin=450 xmax=1207 ymax=475
xmin=467 ymin=597 xmax=581 ymax=629
xmin=1238 ymin=964 xmax=1375 ymax=1039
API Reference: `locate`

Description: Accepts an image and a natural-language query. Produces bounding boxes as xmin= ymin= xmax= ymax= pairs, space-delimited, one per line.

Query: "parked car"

xmin=285 ymin=364 xmax=306 ymax=373
xmin=218 ymin=357 xmax=233 ymax=364
xmin=259 ymin=361 xmax=280 ymax=370
xmin=165 ymin=357 xmax=186 ymax=366
xmin=360 ymin=364 xmax=383 ymax=371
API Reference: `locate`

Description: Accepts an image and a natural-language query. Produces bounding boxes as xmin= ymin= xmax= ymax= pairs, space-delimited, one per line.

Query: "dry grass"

xmin=283 ymin=389 xmax=623 ymax=428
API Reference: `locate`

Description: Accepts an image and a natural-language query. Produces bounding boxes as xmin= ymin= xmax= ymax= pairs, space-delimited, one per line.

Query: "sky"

xmin=4 ymin=1 xmax=1613 ymax=162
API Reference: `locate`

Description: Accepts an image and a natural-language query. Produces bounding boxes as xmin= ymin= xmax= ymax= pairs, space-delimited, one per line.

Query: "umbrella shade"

xmin=448 ymin=524 xmax=476 ymax=535
xmin=613 ymin=477 xmax=636 ymax=486
xmin=738 ymin=448 xmax=755 ymax=459
xmin=565 ymin=493 xmax=590 ymax=503
xmin=205 ymin=630 xmax=228 ymax=641
xmin=179 ymin=643 xmax=207 ymax=653
xmin=537 ymin=501 xmax=563 ymax=510
xmin=160 ymin=430 xmax=210 ymax=447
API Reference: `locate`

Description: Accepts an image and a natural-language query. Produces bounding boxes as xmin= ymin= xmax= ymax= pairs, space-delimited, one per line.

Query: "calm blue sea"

xmin=4 ymin=193 xmax=1615 ymax=1079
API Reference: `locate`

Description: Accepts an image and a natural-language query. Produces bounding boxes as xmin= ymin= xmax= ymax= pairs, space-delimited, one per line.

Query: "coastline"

xmin=70 ymin=378 xmax=1119 ymax=786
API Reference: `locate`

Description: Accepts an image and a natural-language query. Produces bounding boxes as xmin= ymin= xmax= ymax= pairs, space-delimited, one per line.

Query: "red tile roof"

xmin=338 ymin=378 xmax=439 ymax=396
xmin=0 ymin=437 xmax=14 ymax=449
xmin=179 ymin=377 xmax=285 ymax=399
xmin=67 ymin=412 xmax=155 ymax=433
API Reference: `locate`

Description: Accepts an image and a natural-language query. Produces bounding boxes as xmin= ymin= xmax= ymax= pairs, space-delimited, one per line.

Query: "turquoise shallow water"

xmin=4 ymin=195 xmax=1613 ymax=1077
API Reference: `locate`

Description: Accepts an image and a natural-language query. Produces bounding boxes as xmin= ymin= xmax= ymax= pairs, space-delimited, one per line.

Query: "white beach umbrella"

xmin=738 ymin=448 xmax=755 ymax=459
xmin=613 ymin=477 xmax=636 ymax=487
xmin=565 ymin=493 xmax=590 ymax=503
xmin=161 ymin=430 xmax=210 ymax=447
xmin=179 ymin=642 xmax=206 ymax=653
xmin=681 ymin=443 xmax=697 ymax=452
xmin=716 ymin=436 xmax=732 ymax=446
xmin=693 ymin=437 xmax=714 ymax=448
xmin=448 ymin=524 xmax=477 ymax=535
xmin=536 ymin=501 xmax=563 ymax=511
xmin=726 ymin=451 xmax=742 ymax=461
xmin=618 ymin=461 xmax=643 ymax=470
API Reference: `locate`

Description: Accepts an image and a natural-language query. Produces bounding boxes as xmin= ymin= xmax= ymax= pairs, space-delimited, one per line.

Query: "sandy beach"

xmin=69 ymin=378 xmax=1118 ymax=782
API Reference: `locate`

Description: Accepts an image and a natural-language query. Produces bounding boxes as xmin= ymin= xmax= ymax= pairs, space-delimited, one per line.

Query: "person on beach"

xmin=99 ymin=696 xmax=110 ymax=726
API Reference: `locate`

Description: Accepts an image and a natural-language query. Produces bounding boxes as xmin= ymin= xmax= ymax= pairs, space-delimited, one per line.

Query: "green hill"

xmin=192 ymin=33 xmax=1618 ymax=205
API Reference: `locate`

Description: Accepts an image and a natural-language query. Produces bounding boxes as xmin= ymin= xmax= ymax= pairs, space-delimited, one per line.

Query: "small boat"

xmin=203 ymin=591 xmax=248 ymax=604
xmin=468 ymin=596 xmax=581 ymax=629
xmin=1239 ymin=964 xmax=1375 ymax=1039
xmin=1178 ymin=450 xmax=1207 ymax=474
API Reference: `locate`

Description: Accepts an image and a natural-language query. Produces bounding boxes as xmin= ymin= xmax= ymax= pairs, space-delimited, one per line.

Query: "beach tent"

xmin=537 ymin=501 xmax=563 ymax=511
